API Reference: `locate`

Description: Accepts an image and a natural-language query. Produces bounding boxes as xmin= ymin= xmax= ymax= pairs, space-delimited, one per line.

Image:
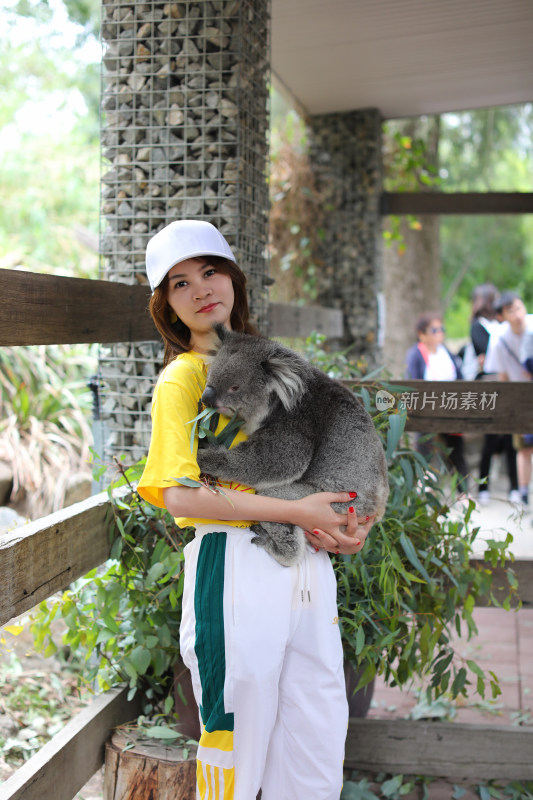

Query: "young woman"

xmin=137 ymin=220 xmax=375 ymax=800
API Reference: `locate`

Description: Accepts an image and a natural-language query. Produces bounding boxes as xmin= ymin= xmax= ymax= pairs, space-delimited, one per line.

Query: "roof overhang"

xmin=271 ymin=0 xmax=533 ymax=118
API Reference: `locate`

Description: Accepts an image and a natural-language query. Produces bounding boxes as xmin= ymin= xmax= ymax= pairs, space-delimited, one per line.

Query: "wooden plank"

xmin=0 ymin=687 xmax=142 ymax=800
xmin=0 ymin=269 xmax=156 ymax=345
xmin=345 ymin=718 xmax=533 ymax=781
xmin=345 ymin=380 xmax=533 ymax=433
xmin=268 ymin=301 xmax=343 ymax=338
xmin=381 ymin=191 xmax=533 ymax=216
xmin=0 ymin=490 xmax=530 ymax=632
xmin=0 ymin=489 xmax=126 ymax=626
xmin=0 ymin=269 xmax=342 ymax=344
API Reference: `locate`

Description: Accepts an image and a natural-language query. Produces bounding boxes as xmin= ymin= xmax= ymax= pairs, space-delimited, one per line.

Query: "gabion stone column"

xmin=98 ymin=0 xmax=271 ymax=465
xmin=307 ymin=109 xmax=383 ymax=368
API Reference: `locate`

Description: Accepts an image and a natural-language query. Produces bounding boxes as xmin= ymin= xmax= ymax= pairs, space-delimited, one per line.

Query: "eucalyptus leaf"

xmin=355 ymin=625 xmax=365 ymax=656
xmin=386 ymin=412 xmax=406 ymax=459
xmin=171 ymin=476 xmax=204 ymax=489
xmin=129 ymin=646 xmax=151 ymax=675
xmin=143 ymin=726 xmax=182 ymax=741
xmin=399 ymin=532 xmax=431 ymax=583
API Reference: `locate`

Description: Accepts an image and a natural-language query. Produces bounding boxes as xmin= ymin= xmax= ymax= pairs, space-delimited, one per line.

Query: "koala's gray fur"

xmin=196 ymin=325 xmax=389 ymax=566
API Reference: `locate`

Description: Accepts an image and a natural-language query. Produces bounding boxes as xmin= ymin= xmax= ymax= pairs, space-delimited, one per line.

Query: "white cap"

xmin=145 ymin=220 xmax=237 ymax=291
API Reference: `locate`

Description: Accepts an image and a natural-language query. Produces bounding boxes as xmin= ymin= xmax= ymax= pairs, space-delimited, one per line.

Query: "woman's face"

xmin=419 ymin=318 xmax=445 ymax=351
xmin=166 ymin=257 xmax=234 ymax=346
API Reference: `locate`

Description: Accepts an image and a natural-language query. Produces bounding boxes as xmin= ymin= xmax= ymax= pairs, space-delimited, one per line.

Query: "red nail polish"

xmin=349 ymin=506 xmax=354 ymax=513
xmin=314 ymin=546 xmax=319 ymax=552
xmin=349 ymin=492 xmax=357 ymax=498
xmin=365 ymin=516 xmax=370 ymax=521
xmin=313 ymin=529 xmax=321 ymax=536
xmin=335 ymin=550 xmax=340 ymax=554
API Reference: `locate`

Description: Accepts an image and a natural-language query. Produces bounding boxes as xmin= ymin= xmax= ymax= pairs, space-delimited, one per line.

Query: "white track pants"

xmin=180 ymin=525 xmax=349 ymax=800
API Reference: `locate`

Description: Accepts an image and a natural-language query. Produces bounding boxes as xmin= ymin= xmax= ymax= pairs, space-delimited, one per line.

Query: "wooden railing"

xmin=1 ymin=269 xmax=532 ymax=797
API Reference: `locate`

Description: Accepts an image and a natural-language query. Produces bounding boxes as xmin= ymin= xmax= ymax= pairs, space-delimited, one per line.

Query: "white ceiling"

xmin=271 ymin=0 xmax=533 ymax=118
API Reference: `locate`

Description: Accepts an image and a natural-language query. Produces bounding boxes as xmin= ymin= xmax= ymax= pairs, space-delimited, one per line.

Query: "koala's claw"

xmin=250 ymin=524 xmax=268 ymax=547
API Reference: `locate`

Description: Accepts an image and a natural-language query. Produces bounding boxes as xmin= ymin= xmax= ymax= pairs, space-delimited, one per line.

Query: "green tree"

xmin=381 ymin=104 xmax=533 ymax=340
xmin=438 ymin=105 xmax=533 ymax=335
xmin=0 ymin=0 xmax=101 ymax=278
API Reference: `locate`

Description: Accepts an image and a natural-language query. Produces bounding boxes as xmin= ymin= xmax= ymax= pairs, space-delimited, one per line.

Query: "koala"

xmin=196 ymin=325 xmax=389 ymax=566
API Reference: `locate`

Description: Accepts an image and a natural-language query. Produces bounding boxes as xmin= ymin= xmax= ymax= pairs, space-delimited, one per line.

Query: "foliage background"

xmin=2 ymin=1 xmax=532 ymax=338
xmin=0 ymin=0 xmax=100 ymax=279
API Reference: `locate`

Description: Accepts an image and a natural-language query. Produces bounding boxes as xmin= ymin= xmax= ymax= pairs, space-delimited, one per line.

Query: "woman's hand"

xmin=304 ymin=505 xmax=376 ymax=555
xmin=290 ymin=491 xmax=374 ymax=553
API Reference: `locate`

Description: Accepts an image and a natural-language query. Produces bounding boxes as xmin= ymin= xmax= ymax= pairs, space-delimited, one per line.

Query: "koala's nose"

xmin=202 ymin=385 xmax=217 ymax=407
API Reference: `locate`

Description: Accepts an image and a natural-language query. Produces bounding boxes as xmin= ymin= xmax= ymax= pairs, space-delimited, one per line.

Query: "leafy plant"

xmin=0 ymin=344 xmax=95 ymax=517
xmin=341 ymin=771 xmax=533 ymax=800
xmin=31 ymin=460 xmax=193 ymax=724
xmin=382 ymin=123 xmax=442 ymax=255
xmin=304 ymin=334 xmax=518 ymax=702
xmin=334 ymin=419 xmax=516 ymax=700
xmin=269 ymin=101 xmax=325 ymax=303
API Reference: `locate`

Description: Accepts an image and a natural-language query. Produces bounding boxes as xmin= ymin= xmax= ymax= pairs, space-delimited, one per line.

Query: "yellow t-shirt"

xmin=137 ymin=350 xmax=255 ymax=528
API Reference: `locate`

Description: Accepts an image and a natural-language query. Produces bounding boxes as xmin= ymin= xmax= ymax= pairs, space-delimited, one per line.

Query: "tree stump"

xmin=103 ymin=733 xmax=197 ymax=800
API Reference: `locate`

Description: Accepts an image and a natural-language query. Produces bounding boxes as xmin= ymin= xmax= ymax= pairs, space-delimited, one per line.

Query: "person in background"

xmin=521 ymin=322 xmax=533 ymax=377
xmin=469 ymin=285 xmax=519 ymax=505
xmin=470 ymin=284 xmax=502 ymax=378
xmin=405 ymin=311 xmax=469 ymax=494
xmin=485 ymin=291 xmax=533 ymax=507
xmin=520 ymin=323 xmax=533 ymax=524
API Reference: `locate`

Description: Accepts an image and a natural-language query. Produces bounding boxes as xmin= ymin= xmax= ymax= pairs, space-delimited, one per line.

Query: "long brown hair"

xmin=148 ymin=256 xmax=259 ymax=366
xmin=471 ymin=283 xmax=499 ymax=321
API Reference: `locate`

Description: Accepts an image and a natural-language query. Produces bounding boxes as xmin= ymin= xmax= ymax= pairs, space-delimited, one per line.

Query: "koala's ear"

xmin=209 ymin=322 xmax=229 ymax=355
xmin=262 ymin=353 xmax=306 ymax=412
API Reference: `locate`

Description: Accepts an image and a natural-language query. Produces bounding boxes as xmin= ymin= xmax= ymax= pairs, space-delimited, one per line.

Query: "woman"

xmin=405 ymin=311 xmax=469 ymax=493
xmin=137 ymin=219 xmax=375 ymax=800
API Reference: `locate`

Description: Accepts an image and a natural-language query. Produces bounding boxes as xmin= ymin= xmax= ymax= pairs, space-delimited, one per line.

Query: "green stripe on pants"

xmin=194 ymin=532 xmax=234 ymax=733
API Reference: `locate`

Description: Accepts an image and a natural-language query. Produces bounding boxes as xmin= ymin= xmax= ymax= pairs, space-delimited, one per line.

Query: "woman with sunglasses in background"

xmin=405 ymin=312 xmax=469 ymax=494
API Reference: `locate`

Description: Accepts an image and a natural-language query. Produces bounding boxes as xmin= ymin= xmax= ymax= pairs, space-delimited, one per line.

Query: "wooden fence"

xmin=1 ymin=268 xmax=532 ymax=797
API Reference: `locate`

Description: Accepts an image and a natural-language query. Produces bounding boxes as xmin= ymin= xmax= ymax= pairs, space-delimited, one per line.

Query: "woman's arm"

xmin=163 ymin=484 xmax=363 ymax=549
xmin=405 ymin=345 xmax=425 ymax=379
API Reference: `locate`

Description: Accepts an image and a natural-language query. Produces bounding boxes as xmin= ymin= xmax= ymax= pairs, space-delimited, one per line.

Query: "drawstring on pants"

xmin=298 ymin=552 xmax=311 ymax=604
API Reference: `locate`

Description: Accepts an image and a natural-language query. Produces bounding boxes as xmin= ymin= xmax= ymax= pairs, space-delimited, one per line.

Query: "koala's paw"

xmin=250 ymin=522 xmax=306 ymax=567
xmin=196 ymin=447 xmax=227 ymax=477
xmin=250 ymin=523 xmax=269 ymax=547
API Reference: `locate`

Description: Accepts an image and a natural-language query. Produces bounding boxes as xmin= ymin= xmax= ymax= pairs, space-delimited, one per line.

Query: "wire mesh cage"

xmin=97 ymin=0 xmax=271 ymax=467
